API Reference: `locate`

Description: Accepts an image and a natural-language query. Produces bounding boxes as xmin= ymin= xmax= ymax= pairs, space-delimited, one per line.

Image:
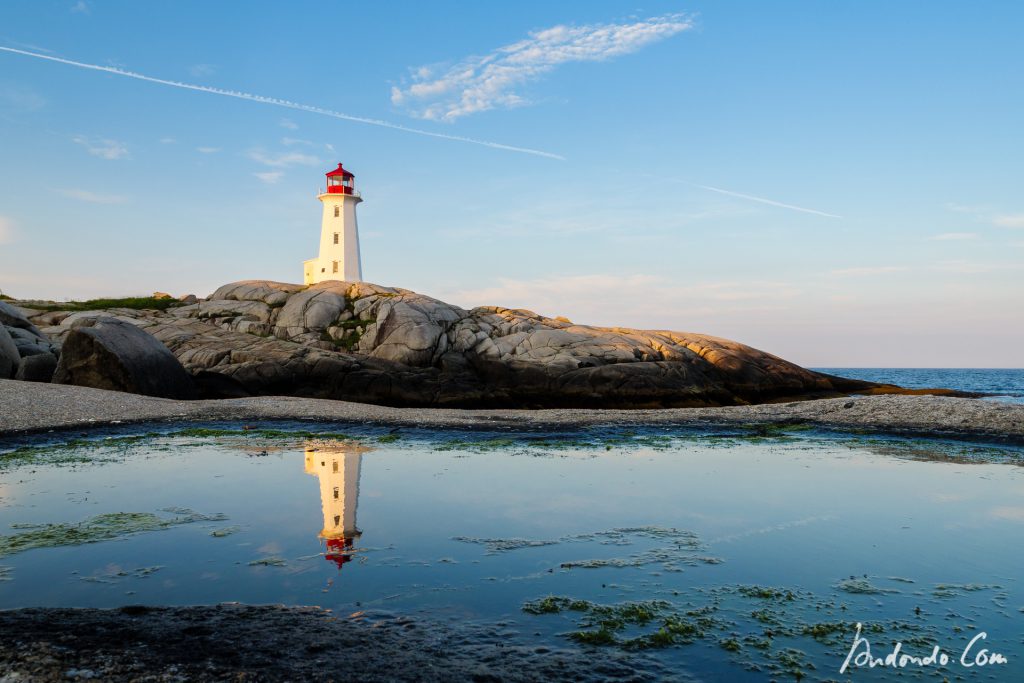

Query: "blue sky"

xmin=1 ymin=1 xmax=1021 ymax=367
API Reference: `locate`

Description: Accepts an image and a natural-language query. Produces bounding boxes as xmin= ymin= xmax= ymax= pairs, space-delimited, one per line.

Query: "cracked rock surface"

xmin=10 ymin=279 xmax=948 ymax=408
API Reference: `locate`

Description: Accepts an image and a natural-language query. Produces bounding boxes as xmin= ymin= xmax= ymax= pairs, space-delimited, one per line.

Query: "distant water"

xmin=815 ymin=367 xmax=1024 ymax=404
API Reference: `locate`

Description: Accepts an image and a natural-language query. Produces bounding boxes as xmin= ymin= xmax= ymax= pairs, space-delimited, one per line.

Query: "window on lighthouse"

xmin=332 ymin=261 xmax=339 ymax=273
xmin=334 ymin=206 xmax=340 ymax=217
xmin=333 ymin=233 xmax=339 ymax=244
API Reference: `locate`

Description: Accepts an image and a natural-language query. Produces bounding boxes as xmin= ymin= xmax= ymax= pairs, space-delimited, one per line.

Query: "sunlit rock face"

xmin=35 ymin=280 xmax=870 ymax=408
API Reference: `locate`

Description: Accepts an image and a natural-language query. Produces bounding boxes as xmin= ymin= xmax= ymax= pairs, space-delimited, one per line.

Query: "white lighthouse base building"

xmin=304 ymin=163 xmax=363 ymax=284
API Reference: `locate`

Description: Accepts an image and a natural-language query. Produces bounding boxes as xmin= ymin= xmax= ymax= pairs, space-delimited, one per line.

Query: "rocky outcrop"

xmin=0 ymin=301 xmax=60 ymax=380
xmin=14 ymin=352 xmax=58 ymax=383
xmin=51 ymin=317 xmax=197 ymax=400
xmin=24 ymin=279 xmax=888 ymax=408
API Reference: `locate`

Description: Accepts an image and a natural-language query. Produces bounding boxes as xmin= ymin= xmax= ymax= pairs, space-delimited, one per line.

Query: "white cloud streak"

xmin=72 ymin=135 xmax=128 ymax=159
xmin=60 ymin=188 xmax=127 ymax=204
xmin=0 ymin=45 xmax=563 ymax=160
xmin=392 ymin=14 xmax=693 ymax=121
xmin=692 ymin=183 xmax=842 ymax=219
xmin=196 ymin=146 xmax=221 ymax=154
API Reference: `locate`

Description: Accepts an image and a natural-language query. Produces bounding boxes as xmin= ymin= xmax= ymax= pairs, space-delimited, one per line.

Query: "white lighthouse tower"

xmin=303 ymin=163 xmax=363 ymax=284
xmin=304 ymin=442 xmax=368 ymax=570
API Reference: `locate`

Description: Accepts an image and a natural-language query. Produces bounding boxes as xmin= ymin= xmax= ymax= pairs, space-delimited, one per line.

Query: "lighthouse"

xmin=304 ymin=442 xmax=368 ymax=570
xmin=303 ymin=163 xmax=363 ymax=284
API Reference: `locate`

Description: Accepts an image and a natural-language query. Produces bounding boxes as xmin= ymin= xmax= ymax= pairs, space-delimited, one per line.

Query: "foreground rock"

xmin=0 ymin=300 xmax=60 ymax=381
xmin=1 ymin=380 xmax=1021 ymax=443
xmin=18 ymin=279 xmax=903 ymax=408
xmin=0 ymin=604 xmax=663 ymax=682
xmin=52 ymin=317 xmax=197 ymax=400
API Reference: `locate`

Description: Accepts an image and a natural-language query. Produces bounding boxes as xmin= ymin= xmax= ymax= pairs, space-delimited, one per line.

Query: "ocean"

xmin=814 ymin=367 xmax=1024 ymax=404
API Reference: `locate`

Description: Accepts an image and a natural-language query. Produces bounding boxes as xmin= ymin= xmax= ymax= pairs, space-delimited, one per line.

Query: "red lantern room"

xmin=325 ymin=163 xmax=355 ymax=195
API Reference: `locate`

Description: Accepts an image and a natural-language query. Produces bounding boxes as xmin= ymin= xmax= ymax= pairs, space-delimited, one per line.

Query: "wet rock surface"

xmin=17 ymin=279 xmax=899 ymax=408
xmin=0 ymin=604 xmax=664 ymax=682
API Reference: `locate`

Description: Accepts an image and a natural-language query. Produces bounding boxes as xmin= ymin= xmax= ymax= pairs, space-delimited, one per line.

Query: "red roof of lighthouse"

xmin=326 ymin=163 xmax=354 ymax=178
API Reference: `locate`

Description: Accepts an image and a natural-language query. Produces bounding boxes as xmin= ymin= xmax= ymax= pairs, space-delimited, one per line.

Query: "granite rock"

xmin=52 ymin=317 xmax=197 ymax=400
xmin=29 ymin=279 xmax=888 ymax=408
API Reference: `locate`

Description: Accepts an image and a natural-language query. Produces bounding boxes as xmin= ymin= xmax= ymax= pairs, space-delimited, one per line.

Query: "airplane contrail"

xmin=0 ymin=46 xmax=565 ymax=161
xmin=692 ymin=182 xmax=842 ymax=218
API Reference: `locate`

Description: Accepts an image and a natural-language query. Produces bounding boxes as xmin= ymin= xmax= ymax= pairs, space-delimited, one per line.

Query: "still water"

xmin=1 ymin=427 xmax=1022 ymax=681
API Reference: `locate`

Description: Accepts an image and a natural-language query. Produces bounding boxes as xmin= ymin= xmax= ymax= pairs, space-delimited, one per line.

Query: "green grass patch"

xmin=24 ymin=296 xmax=183 ymax=312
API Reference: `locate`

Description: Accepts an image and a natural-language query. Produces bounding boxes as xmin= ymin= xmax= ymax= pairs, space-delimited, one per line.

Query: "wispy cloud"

xmin=247 ymin=149 xmax=320 ymax=167
xmin=189 ymin=63 xmax=215 ymax=77
xmin=690 ymin=183 xmax=842 ymax=219
xmin=72 ymin=135 xmax=128 ymax=160
xmin=930 ymin=232 xmax=977 ymax=241
xmin=0 ymin=45 xmax=563 ymax=160
xmin=994 ymin=214 xmax=1024 ymax=229
xmin=196 ymin=146 xmax=221 ymax=154
xmin=279 ymin=118 xmax=298 ymax=130
xmin=159 ymin=137 xmax=176 ymax=144
xmin=281 ymin=137 xmax=313 ymax=146
xmin=253 ymin=171 xmax=284 ymax=184
xmin=441 ymin=274 xmax=799 ymax=326
xmin=829 ymin=266 xmax=908 ymax=276
xmin=60 ymin=188 xmax=127 ymax=204
xmin=392 ymin=14 xmax=693 ymax=121
xmin=70 ymin=1 xmax=90 ymax=14
xmin=0 ymin=215 xmax=14 ymax=244
xmin=930 ymin=260 xmax=1015 ymax=274
xmin=944 ymin=203 xmax=1024 ymax=229
xmin=0 ymin=84 xmax=46 ymax=110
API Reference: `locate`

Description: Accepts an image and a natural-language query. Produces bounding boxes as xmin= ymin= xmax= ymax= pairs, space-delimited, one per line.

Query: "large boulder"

xmin=0 ymin=301 xmax=60 ymax=379
xmin=0 ymin=325 xmax=19 ymax=379
xmin=52 ymin=317 xmax=196 ymax=399
xmin=14 ymin=352 xmax=58 ymax=383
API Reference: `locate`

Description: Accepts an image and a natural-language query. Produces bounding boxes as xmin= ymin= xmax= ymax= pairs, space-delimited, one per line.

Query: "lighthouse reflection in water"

xmin=303 ymin=442 xmax=368 ymax=569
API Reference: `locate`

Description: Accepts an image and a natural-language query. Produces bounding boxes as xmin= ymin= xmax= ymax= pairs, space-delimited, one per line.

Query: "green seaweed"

xmin=834 ymin=577 xmax=900 ymax=595
xmin=0 ymin=509 xmax=227 ymax=558
xmin=454 ymin=536 xmax=561 ymax=554
xmin=81 ymin=565 xmax=164 ymax=583
xmin=0 ymin=434 xmax=157 ymax=470
xmin=738 ymin=585 xmax=797 ymax=601
xmin=171 ymin=428 xmax=353 ymax=440
xmin=932 ymin=583 xmax=1001 ymax=598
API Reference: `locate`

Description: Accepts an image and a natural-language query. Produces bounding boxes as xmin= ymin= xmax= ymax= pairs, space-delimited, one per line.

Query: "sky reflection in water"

xmin=0 ymin=430 xmax=1021 ymax=681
